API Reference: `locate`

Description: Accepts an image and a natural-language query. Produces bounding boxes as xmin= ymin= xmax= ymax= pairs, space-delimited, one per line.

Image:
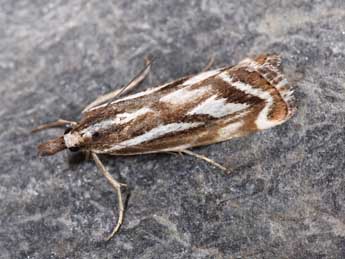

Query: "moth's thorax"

xmin=64 ymin=131 xmax=84 ymax=148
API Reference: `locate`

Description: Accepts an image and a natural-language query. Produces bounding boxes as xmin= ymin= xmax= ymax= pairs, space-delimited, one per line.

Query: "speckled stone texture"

xmin=1 ymin=0 xmax=345 ymax=258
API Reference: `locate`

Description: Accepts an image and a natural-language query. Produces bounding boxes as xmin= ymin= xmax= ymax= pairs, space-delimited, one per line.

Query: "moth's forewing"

xmin=74 ymin=54 xmax=295 ymax=155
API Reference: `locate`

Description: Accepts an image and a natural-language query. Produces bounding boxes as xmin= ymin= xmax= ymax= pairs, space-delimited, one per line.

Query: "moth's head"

xmin=37 ymin=127 xmax=84 ymax=156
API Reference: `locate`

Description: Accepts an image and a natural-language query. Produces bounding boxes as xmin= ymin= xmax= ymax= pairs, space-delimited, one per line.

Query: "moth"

xmin=34 ymin=54 xmax=296 ymax=240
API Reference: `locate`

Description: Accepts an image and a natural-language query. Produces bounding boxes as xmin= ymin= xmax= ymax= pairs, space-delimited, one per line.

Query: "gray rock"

xmin=1 ymin=0 xmax=345 ymax=258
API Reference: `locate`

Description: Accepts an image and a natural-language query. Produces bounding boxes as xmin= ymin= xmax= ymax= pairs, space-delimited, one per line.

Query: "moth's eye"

xmin=92 ymin=131 xmax=101 ymax=139
xmin=68 ymin=147 xmax=80 ymax=152
xmin=64 ymin=127 xmax=72 ymax=134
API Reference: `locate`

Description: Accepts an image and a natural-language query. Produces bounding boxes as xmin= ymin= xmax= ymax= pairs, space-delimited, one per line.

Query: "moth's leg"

xmin=179 ymin=150 xmax=227 ymax=171
xmin=202 ymin=56 xmax=215 ymax=72
xmin=84 ymin=150 xmax=91 ymax=161
xmin=31 ymin=119 xmax=77 ymax=133
xmin=116 ymin=56 xmax=152 ymax=97
xmin=91 ymin=152 xmax=127 ymax=241
xmin=82 ymin=58 xmax=152 ymax=112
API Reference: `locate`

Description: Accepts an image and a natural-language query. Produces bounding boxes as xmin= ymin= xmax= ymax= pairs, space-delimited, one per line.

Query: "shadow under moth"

xmin=34 ymin=54 xmax=296 ymax=240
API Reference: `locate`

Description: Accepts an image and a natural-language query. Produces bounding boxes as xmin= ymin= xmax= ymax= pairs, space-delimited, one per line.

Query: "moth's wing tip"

xmin=267 ymin=54 xmax=282 ymax=67
xmin=254 ymin=53 xmax=282 ymax=68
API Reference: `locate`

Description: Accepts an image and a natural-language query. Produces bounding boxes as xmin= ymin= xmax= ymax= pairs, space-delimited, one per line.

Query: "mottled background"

xmin=1 ymin=0 xmax=345 ymax=258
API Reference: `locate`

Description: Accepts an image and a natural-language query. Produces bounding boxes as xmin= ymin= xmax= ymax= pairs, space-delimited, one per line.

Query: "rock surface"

xmin=1 ymin=0 xmax=345 ymax=258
